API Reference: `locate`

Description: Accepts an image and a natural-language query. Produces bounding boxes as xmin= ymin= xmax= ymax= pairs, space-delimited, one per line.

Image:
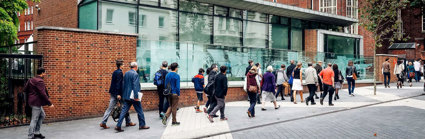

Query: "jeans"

xmin=116 ymin=100 xmax=146 ymax=127
xmin=101 ymin=94 xmax=131 ymax=125
xmin=157 ymin=86 xmax=167 ymax=115
xmin=205 ymin=95 xmax=211 ymax=108
xmin=346 ymin=77 xmax=355 ymax=95
xmin=383 ymin=72 xmax=390 ymax=86
xmin=275 ymin=85 xmax=285 ymax=100
xmin=321 ymin=84 xmax=334 ymax=105
xmin=306 ymin=84 xmax=316 ymax=103
xmin=28 ymin=106 xmax=45 ymax=138
xmin=207 ymin=95 xmax=217 ymax=114
xmin=256 ymin=91 xmax=262 ymax=103
xmin=209 ymin=96 xmax=225 ymax=119
xmin=289 ymin=84 xmax=294 ymax=101
xmin=165 ymin=94 xmax=179 ymax=123
xmin=415 ymin=71 xmax=421 ymax=82
xmin=247 ymin=92 xmax=257 ymax=116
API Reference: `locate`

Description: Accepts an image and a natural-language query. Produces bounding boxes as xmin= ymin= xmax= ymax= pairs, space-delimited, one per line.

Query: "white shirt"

xmin=414 ymin=61 xmax=421 ymax=71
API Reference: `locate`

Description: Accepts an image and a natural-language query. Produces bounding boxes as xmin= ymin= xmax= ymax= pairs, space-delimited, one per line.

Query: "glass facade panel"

xmin=271 ymin=24 xmax=289 ymax=49
xmin=214 ymin=17 xmax=242 ymax=46
xmin=140 ymin=0 xmax=158 ymax=6
xmin=79 ymin=1 xmax=97 ymax=30
xmin=179 ymin=0 xmax=211 ymax=14
xmin=179 ymin=12 xmax=212 ymax=44
xmin=325 ymin=35 xmax=358 ymax=57
xmin=99 ymin=1 xmax=137 ymax=33
xmin=138 ymin=6 xmax=177 ymax=41
xmin=244 ymin=21 xmax=267 ymax=48
xmin=160 ymin=0 xmax=177 ymax=9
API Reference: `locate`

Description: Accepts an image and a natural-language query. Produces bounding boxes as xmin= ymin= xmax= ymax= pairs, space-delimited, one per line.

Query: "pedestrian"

xmin=305 ymin=63 xmax=318 ymax=106
xmin=260 ymin=66 xmax=280 ymax=110
xmin=245 ymin=60 xmax=254 ymax=76
xmin=286 ymin=60 xmax=296 ymax=102
xmin=394 ymin=60 xmax=405 ymax=89
xmin=100 ymin=60 xmax=136 ymax=129
xmin=205 ymin=64 xmax=219 ymax=117
xmin=346 ymin=60 xmax=357 ymax=96
xmin=203 ymin=68 xmax=212 ymax=113
xmin=275 ymin=64 xmax=288 ymax=100
xmin=407 ymin=62 xmax=415 ymax=87
xmin=291 ymin=62 xmax=304 ymax=104
xmin=318 ymin=63 xmax=335 ymax=106
xmin=414 ymin=59 xmax=421 ymax=82
xmin=162 ymin=63 xmax=181 ymax=126
xmin=208 ymin=66 xmax=229 ymax=123
xmin=192 ymin=68 xmax=205 ymax=113
xmin=154 ymin=61 xmax=169 ymax=119
xmin=382 ymin=58 xmax=391 ymax=88
xmin=25 ymin=68 xmax=54 ymax=139
xmin=246 ymin=66 xmax=260 ymax=117
xmin=333 ymin=64 xmax=343 ymax=100
xmin=314 ymin=61 xmax=323 ymax=99
xmin=255 ymin=63 xmax=263 ymax=104
xmin=115 ymin=62 xmax=150 ymax=132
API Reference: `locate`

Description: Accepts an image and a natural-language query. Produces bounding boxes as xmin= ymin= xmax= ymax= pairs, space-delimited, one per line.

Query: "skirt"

xmin=262 ymin=91 xmax=277 ymax=102
xmin=292 ymin=79 xmax=303 ymax=90
xmin=334 ymin=82 xmax=342 ymax=89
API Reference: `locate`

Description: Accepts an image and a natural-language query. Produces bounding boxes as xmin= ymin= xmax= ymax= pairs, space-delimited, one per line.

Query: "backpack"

xmin=163 ymin=82 xmax=172 ymax=96
xmin=154 ymin=70 xmax=165 ymax=86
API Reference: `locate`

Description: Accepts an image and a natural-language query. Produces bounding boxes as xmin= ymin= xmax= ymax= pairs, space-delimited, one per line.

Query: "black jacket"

xmin=245 ymin=65 xmax=252 ymax=76
xmin=109 ymin=69 xmax=123 ymax=96
xmin=286 ymin=64 xmax=296 ymax=77
xmin=214 ymin=73 xmax=228 ymax=98
xmin=205 ymin=70 xmax=218 ymax=95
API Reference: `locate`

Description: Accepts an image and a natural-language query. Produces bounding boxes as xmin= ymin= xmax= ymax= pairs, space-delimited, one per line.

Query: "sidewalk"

xmin=1 ymin=82 xmax=424 ymax=139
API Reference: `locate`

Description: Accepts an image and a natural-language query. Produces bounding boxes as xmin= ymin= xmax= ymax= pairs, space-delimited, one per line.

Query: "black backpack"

xmin=112 ymin=103 xmax=128 ymax=122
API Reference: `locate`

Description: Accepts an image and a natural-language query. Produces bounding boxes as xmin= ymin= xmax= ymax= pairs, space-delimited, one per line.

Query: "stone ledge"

xmin=36 ymin=26 xmax=139 ymax=37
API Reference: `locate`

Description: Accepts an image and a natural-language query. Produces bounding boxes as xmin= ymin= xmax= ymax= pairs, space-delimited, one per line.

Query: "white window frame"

xmin=128 ymin=12 xmax=136 ymax=26
xmin=319 ymin=0 xmax=337 ymax=15
xmin=25 ymin=8 xmax=27 ymax=15
xmin=18 ymin=23 xmax=20 ymax=32
xmin=139 ymin=14 xmax=146 ymax=27
xmin=31 ymin=21 xmax=33 ymax=30
xmin=31 ymin=6 xmax=33 ymax=14
xmin=106 ymin=9 xmax=114 ymax=24
xmin=24 ymin=22 xmax=26 ymax=31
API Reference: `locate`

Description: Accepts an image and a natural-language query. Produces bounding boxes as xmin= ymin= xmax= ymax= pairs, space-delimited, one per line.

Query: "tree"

xmin=359 ymin=0 xmax=411 ymax=95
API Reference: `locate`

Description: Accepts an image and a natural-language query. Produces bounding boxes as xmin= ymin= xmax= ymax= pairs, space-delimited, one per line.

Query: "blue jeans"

xmin=346 ymin=77 xmax=355 ymax=95
xmin=275 ymin=85 xmax=285 ymax=100
xmin=383 ymin=72 xmax=390 ymax=86
xmin=247 ymin=92 xmax=257 ymax=116
xmin=101 ymin=94 xmax=131 ymax=124
xmin=116 ymin=100 xmax=146 ymax=127
xmin=415 ymin=71 xmax=421 ymax=82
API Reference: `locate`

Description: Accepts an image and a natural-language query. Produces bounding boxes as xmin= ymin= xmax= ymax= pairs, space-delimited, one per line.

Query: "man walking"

xmin=25 ymin=68 xmax=54 ymax=139
xmin=208 ymin=66 xmax=228 ymax=122
xmin=314 ymin=61 xmax=323 ymax=99
xmin=383 ymin=58 xmax=391 ymax=87
xmin=100 ymin=60 xmax=135 ymax=129
xmin=162 ymin=63 xmax=181 ymax=126
xmin=318 ymin=63 xmax=335 ymax=106
xmin=192 ymin=68 xmax=205 ymax=113
xmin=115 ymin=62 xmax=149 ymax=132
xmin=414 ymin=59 xmax=421 ymax=82
xmin=286 ymin=60 xmax=296 ymax=102
xmin=154 ymin=61 xmax=169 ymax=119
xmin=275 ymin=64 xmax=287 ymax=100
xmin=245 ymin=60 xmax=254 ymax=76
xmin=206 ymin=64 xmax=219 ymax=115
xmin=305 ymin=63 xmax=318 ymax=106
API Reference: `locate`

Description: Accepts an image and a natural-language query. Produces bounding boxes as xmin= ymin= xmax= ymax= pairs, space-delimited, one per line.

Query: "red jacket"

xmin=24 ymin=76 xmax=52 ymax=107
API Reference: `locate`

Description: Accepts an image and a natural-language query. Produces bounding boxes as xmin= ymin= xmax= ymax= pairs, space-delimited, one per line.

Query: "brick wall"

xmin=304 ymin=29 xmax=317 ymax=61
xmin=34 ymin=0 xmax=78 ymax=29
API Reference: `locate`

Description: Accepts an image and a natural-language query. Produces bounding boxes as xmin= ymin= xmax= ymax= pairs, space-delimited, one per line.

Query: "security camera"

xmin=35 ymin=5 xmax=40 ymax=11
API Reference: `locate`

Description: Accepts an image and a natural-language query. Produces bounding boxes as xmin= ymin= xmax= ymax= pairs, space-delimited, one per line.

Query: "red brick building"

xmin=17 ymin=0 xmax=35 ymax=43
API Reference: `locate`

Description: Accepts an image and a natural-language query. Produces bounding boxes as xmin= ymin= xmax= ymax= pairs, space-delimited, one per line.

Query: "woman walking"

xmin=333 ymin=64 xmax=343 ymax=100
xmin=246 ymin=66 xmax=260 ymax=117
xmin=292 ymin=62 xmax=304 ymax=104
xmin=260 ymin=66 xmax=280 ymax=111
xmin=394 ymin=60 xmax=405 ymax=89
xmin=346 ymin=61 xmax=357 ymax=96
xmin=407 ymin=62 xmax=415 ymax=87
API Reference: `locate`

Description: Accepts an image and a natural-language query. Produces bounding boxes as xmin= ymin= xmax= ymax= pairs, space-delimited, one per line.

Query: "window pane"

xmin=246 ymin=11 xmax=267 ymax=22
xmin=158 ymin=16 xmax=164 ymax=28
xmin=229 ymin=8 xmax=241 ymax=18
xmin=160 ymin=0 xmax=177 ymax=9
xmin=139 ymin=6 xmax=177 ymax=41
xmin=291 ymin=19 xmax=302 ymax=28
xmin=139 ymin=14 xmax=146 ymax=27
xmin=214 ymin=17 xmax=242 ymax=46
xmin=129 ymin=12 xmax=136 ymax=25
xmin=99 ymin=1 xmax=136 ymax=33
xmin=79 ymin=1 xmax=97 ymax=30
xmin=244 ymin=21 xmax=267 ymax=48
xmin=140 ymin=0 xmax=158 ymax=6
xmin=106 ymin=9 xmax=113 ymax=23
xmin=214 ymin=6 xmax=227 ymax=16
xmin=179 ymin=0 xmax=211 ymax=14
xmin=271 ymin=24 xmax=289 ymax=49
xmin=179 ymin=12 xmax=212 ymax=44
xmin=291 ymin=28 xmax=302 ymax=51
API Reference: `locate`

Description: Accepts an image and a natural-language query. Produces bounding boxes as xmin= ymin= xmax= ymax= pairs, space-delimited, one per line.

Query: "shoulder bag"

xmin=248 ymin=76 xmax=258 ymax=93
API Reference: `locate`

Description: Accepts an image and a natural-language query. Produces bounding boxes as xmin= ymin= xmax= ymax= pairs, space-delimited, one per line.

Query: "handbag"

xmin=409 ymin=72 xmax=415 ymax=78
xmin=352 ymin=73 xmax=357 ymax=80
xmin=247 ymin=76 xmax=258 ymax=93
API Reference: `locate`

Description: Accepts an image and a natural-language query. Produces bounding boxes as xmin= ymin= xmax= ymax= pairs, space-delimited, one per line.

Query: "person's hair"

xmin=266 ymin=66 xmax=273 ymax=72
xmin=296 ymin=62 xmax=302 ymax=68
xmin=248 ymin=60 xmax=253 ymax=64
xmin=317 ymin=61 xmax=322 ymax=63
xmin=37 ymin=68 xmax=45 ymax=75
xmin=290 ymin=60 xmax=295 ymax=64
xmin=168 ymin=65 xmax=171 ymax=70
xmin=210 ymin=64 xmax=218 ymax=69
xmin=255 ymin=63 xmax=260 ymax=67
xmin=308 ymin=62 xmax=312 ymax=67
xmin=348 ymin=60 xmax=353 ymax=66
xmin=281 ymin=64 xmax=286 ymax=69
xmin=206 ymin=67 xmax=211 ymax=74
xmin=220 ymin=65 xmax=227 ymax=73
xmin=328 ymin=63 xmax=332 ymax=67
xmin=385 ymin=58 xmax=389 ymax=61
xmin=333 ymin=64 xmax=338 ymax=71
xmin=397 ymin=60 xmax=403 ymax=65
xmin=250 ymin=66 xmax=258 ymax=72
xmin=130 ymin=62 xmax=138 ymax=68
xmin=409 ymin=62 xmax=413 ymax=65
xmin=162 ymin=61 xmax=168 ymax=68
xmin=116 ymin=60 xmax=123 ymax=69
xmin=417 ymin=58 xmax=421 ymax=61
xmin=199 ymin=68 xmax=205 ymax=74
xmin=170 ymin=63 xmax=178 ymax=71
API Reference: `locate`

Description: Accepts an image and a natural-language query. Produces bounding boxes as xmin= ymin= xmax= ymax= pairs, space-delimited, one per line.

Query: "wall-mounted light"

xmin=35 ymin=5 xmax=41 ymax=12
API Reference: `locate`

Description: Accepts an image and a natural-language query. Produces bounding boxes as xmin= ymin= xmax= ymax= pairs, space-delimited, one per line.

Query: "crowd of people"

xmin=383 ymin=58 xmax=424 ymax=89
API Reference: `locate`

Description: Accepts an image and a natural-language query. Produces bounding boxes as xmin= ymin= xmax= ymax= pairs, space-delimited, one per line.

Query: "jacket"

xmin=304 ymin=67 xmax=318 ymax=84
xmin=394 ymin=64 xmax=404 ymax=75
xmin=24 ymin=76 xmax=52 ymax=107
xmin=346 ymin=66 xmax=357 ymax=77
xmin=192 ymin=74 xmax=204 ymax=91
xmin=122 ymin=69 xmax=141 ymax=101
xmin=214 ymin=73 xmax=228 ymax=98
xmin=275 ymin=69 xmax=288 ymax=85
xmin=109 ymin=69 xmax=123 ymax=96
xmin=164 ymin=72 xmax=181 ymax=96
xmin=261 ymin=72 xmax=276 ymax=93
xmin=245 ymin=65 xmax=252 ymax=76
xmin=205 ymin=70 xmax=218 ymax=95
xmin=286 ymin=64 xmax=296 ymax=78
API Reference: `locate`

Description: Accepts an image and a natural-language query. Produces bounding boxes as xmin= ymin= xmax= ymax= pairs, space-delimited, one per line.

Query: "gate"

xmin=0 ymin=42 xmax=43 ymax=128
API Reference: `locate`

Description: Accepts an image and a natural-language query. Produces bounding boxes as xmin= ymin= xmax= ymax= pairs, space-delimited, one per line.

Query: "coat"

xmin=24 ymin=76 xmax=52 ymax=107
xmin=214 ymin=73 xmax=228 ymax=98
xmin=122 ymin=69 xmax=141 ymax=101
xmin=109 ymin=69 xmax=123 ymax=96
xmin=261 ymin=72 xmax=276 ymax=93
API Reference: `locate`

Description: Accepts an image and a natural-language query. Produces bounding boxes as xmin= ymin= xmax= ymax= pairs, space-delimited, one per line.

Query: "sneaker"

xmin=329 ymin=104 xmax=334 ymax=106
xmin=203 ymin=107 xmax=207 ymax=113
xmin=162 ymin=116 xmax=168 ymax=125
xmin=160 ymin=113 xmax=165 ymax=119
xmin=220 ymin=117 xmax=228 ymax=121
xmin=311 ymin=102 xmax=317 ymax=105
xmin=261 ymin=108 xmax=267 ymax=111
xmin=275 ymin=105 xmax=280 ymax=110
xmin=247 ymin=111 xmax=252 ymax=118
xmin=196 ymin=109 xmax=203 ymax=113
xmin=172 ymin=122 xmax=180 ymax=125
xmin=208 ymin=115 xmax=214 ymax=123
xmin=320 ymin=98 xmax=323 ymax=105
xmin=34 ymin=134 xmax=46 ymax=139
xmin=212 ymin=115 xmax=219 ymax=118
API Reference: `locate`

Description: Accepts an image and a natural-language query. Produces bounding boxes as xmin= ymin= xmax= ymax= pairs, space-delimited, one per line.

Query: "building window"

xmin=27 ymin=21 xmax=31 ymax=30
xmin=346 ymin=0 xmax=358 ymax=18
xmin=24 ymin=22 xmax=26 ymax=31
xmin=25 ymin=8 xmax=27 ymax=15
xmin=31 ymin=6 xmax=33 ymax=14
xmin=128 ymin=12 xmax=136 ymax=25
xmin=139 ymin=14 xmax=146 ymax=27
xmin=31 ymin=21 xmax=33 ymax=30
xmin=319 ymin=0 xmax=337 ymax=14
xmin=18 ymin=24 xmax=20 ymax=32
xmin=106 ymin=9 xmax=114 ymax=24
xmin=158 ymin=16 xmax=164 ymax=28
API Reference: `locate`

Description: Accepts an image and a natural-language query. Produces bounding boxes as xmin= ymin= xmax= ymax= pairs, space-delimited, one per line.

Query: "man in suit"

xmin=115 ymin=62 xmax=150 ymax=132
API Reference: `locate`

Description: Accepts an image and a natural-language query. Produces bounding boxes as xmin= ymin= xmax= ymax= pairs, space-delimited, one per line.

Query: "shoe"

xmin=329 ymin=104 xmax=334 ymax=106
xmin=301 ymin=100 xmax=304 ymax=103
xmin=162 ymin=116 xmax=168 ymax=125
xmin=257 ymin=102 xmax=261 ymax=104
xmin=293 ymin=102 xmax=297 ymax=104
xmin=311 ymin=102 xmax=316 ymax=105
xmin=337 ymin=94 xmax=340 ymax=99
xmin=139 ymin=126 xmax=150 ymax=130
xmin=220 ymin=117 xmax=228 ymax=121
xmin=115 ymin=127 xmax=124 ymax=132
xmin=126 ymin=122 xmax=136 ymax=127
xmin=306 ymin=100 xmax=309 ymax=106
xmin=320 ymin=98 xmax=323 ymax=105
xmin=160 ymin=113 xmax=165 ymax=119
xmin=34 ymin=134 xmax=46 ymax=139
xmin=208 ymin=115 xmax=214 ymax=123
xmin=196 ymin=109 xmax=203 ymax=113
xmin=212 ymin=115 xmax=219 ymax=118
xmin=100 ymin=123 xmax=110 ymax=129
xmin=203 ymin=108 xmax=207 ymax=113
xmin=334 ymin=96 xmax=337 ymax=100
xmin=388 ymin=86 xmax=390 ymax=88
xmin=261 ymin=108 xmax=267 ymax=111
xmin=275 ymin=105 xmax=280 ymax=109
xmin=247 ymin=111 xmax=252 ymax=117
xmin=315 ymin=96 xmax=319 ymax=99
xmin=171 ymin=122 xmax=180 ymax=125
